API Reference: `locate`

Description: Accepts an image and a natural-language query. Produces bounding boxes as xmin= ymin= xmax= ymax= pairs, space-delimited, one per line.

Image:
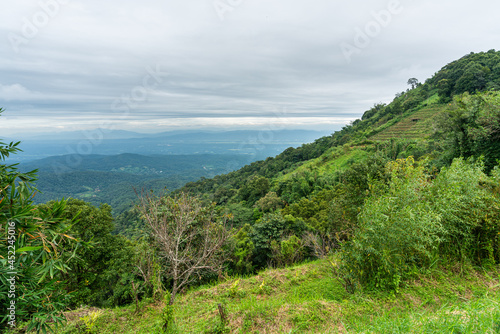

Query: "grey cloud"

xmin=0 ymin=0 xmax=499 ymax=136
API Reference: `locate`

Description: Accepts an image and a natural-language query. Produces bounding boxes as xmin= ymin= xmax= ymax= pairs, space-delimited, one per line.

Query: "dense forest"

xmin=1 ymin=50 xmax=500 ymax=333
xmin=20 ymin=153 xmax=250 ymax=214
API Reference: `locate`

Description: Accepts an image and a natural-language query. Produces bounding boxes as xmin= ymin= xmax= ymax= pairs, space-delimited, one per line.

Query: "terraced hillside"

xmin=370 ymin=105 xmax=445 ymax=141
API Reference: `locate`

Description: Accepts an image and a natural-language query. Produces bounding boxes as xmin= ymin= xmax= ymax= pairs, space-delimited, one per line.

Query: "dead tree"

xmin=137 ymin=191 xmax=230 ymax=305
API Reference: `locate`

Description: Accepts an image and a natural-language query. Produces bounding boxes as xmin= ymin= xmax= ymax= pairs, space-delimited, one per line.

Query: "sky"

xmin=0 ymin=0 xmax=499 ymax=136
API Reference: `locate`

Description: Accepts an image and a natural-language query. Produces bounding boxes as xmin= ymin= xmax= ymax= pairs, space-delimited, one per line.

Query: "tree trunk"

xmin=169 ymin=280 xmax=177 ymax=305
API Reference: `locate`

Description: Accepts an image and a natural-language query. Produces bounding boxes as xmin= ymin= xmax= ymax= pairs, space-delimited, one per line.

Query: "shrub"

xmin=340 ymin=157 xmax=442 ymax=291
xmin=270 ymin=235 xmax=306 ymax=267
xmin=229 ymin=224 xmax=255 ymax=275
xmin=429 ymin=158 xmax=500 ymax=264
xmin=340 ymin=157 xmax=500 ymax=292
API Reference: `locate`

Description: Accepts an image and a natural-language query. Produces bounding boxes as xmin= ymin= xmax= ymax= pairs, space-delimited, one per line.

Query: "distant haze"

xmin=6 ymin=129 xmax=331 ymax=163
xmin=1 ymin=0 xmax=499 ymax=136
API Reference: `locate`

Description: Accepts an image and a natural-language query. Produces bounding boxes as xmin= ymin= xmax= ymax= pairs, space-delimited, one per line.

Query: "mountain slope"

xmin=55 ymin=260 xmax=500 ymax=333
xmin=178 ymin=50 xmax=500 ymax=207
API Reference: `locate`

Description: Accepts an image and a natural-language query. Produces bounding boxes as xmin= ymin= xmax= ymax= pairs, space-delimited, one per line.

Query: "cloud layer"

xmin=1 ymin=0 xmax=499 ymax=136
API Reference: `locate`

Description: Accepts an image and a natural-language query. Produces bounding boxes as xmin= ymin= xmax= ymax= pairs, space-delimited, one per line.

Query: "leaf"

xmin=16 ymin=246 xmax=43 ymax=253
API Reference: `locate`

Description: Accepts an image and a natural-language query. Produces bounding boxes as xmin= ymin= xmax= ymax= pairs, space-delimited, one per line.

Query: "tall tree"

xmin=407 ymin=77 xmax=420 ymax=89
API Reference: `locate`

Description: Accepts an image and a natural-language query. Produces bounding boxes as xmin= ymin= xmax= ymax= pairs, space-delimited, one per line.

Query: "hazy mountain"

xmin=6 ymin=129 xmax=332 ymax=163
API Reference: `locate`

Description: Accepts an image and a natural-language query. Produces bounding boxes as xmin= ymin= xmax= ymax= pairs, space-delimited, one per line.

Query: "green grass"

xmin=45 ymin=259 xmax=500 ymax=334
xmin=276 ymin=147 xmax=369 ymax=183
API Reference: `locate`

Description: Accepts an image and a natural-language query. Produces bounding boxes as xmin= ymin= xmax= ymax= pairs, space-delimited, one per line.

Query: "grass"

xmin=44 ymin=259 xmax=500 ymax=334
xmin=276 ymin=146 xmax=369 ymax=183
xmin=370 ymin=105 xmax=446 ymax=141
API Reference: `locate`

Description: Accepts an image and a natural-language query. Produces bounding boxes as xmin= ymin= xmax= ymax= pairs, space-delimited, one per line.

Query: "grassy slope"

xmin=370 ymin=105 xmax=446 ymax=141
xmin=54 ymin=260 xmax=500 ymax=334
xmin=276 ymin=147 xmax=369 ymax=182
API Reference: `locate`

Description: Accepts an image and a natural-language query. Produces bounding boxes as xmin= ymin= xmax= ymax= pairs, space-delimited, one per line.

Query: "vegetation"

xmin=48 ymin=260 xmax=500 ymax=333
xmin=2 ymin=50 xmax=500 ymax=333
xmin=23 ymin=153 xmax=249 ymax=214
xmin=136 ymin=192 xmax=232 ymax=306
xmin=0 ymin=125 xmax=81 ymax=333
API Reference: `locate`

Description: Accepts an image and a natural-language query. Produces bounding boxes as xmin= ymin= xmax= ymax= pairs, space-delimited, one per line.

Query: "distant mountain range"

xmin=6 ymin=129 xmax=333 ymax=163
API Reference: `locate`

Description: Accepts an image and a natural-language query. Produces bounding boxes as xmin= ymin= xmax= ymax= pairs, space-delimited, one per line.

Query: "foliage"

xmin=79 ymin=310 xmax=103 ymax=334
xmin=228 ymin=224 xmax=255 ymax=275
xmin=137 ymin=191 xmax=232 ymax=305
xmin=340 ymin=157 xmax=442 ymax=291
xmin=248 ymin=213 xmax=287 ymax=267
xmin=134 ymin=240 xmax=165 ymax=301
xmin=430 ymin=158 xmax=500 ymax=263
xmin=249 ymin=213 xmax=308 ymax=268
xmin=270 ymin=235 xmax=306 ymax=267
xmin=435 ymin=91 xmax=500 ymax=172
xmin=160 ymin=291 xmax=175 ymax=333
xmin=340 ymin=157 xmax=500 ymax=292
xmin=0 ymin=123 xmax=80 ymax=332
xmin=36 ymin=199 xmax=138 ymax=308
xmin=112 ymin=207 xmax=146 ymax=239
xmin=224 ymin=203 xmax=254 ymax=229
xmin=253 ymin=191 xmax=284 ymax=213
xmin=237 ymin=175 xmax=270 ymax=205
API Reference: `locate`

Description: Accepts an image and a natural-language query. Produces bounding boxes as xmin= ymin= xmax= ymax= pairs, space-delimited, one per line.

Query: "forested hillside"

xmin=21 ymin=154 xmax=249 ymax=213
xmin=2 ymin=50 xmax=500 ymax=333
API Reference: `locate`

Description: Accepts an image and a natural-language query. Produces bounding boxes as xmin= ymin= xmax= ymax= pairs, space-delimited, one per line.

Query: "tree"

xmin=407 ymin=78 xmax=420 ymax=89
xmin=254 ymin=191 xmax=284 ymax=213
xmin=0 ymin=108 xmax=80 ymax=333
xmin=37 ymin=199 xmax=138 ymax=308
xmin=136 ymin=191 xmax=231 ymax=305
xmin=436 ymin=91 xmax=500 ymax=171
xmin=454 ymin=61 xmax=489 ymax=94
xmin=238 ymin=175 xmax=270 ymax=205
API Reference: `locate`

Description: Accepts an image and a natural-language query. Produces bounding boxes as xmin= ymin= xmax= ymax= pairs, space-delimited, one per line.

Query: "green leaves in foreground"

xmin=0 ymin=138 xmax=81 ymax=333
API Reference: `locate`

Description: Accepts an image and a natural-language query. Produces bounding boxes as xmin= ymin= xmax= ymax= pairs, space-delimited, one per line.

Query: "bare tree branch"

xmin=136 ymin=191 xmax=231 ymax=305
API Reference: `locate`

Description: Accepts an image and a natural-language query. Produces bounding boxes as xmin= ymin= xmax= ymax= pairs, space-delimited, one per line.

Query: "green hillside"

xmin=2 ymin=50 xmax=500 ymax=334
xmin=370 ymin=105 xmax=445 ymax=141
xmin=55 ymin=260 xmax=500 ymax=334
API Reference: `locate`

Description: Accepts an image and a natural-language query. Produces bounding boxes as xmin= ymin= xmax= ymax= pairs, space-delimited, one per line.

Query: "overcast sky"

xmin=0 ymin=0 xmax=499 ymax=136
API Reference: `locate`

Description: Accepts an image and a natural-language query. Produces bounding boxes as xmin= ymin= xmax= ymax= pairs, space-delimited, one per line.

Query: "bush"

xmin=229 ymin=224 xmax=255 ymax=275
xmin=270 ymin=235 xmax=306 ymax=267
xmin=340 ymin=157 xmax=442 ymax=291
xmin=340 ymin=157 xmax=500 ymax=292
xmin=430 ymin=158 xmax=500 ymax=264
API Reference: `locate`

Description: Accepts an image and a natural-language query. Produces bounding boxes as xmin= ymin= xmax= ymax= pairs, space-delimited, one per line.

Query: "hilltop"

xmin=177 ymin=49 xmax=500 ymax=209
